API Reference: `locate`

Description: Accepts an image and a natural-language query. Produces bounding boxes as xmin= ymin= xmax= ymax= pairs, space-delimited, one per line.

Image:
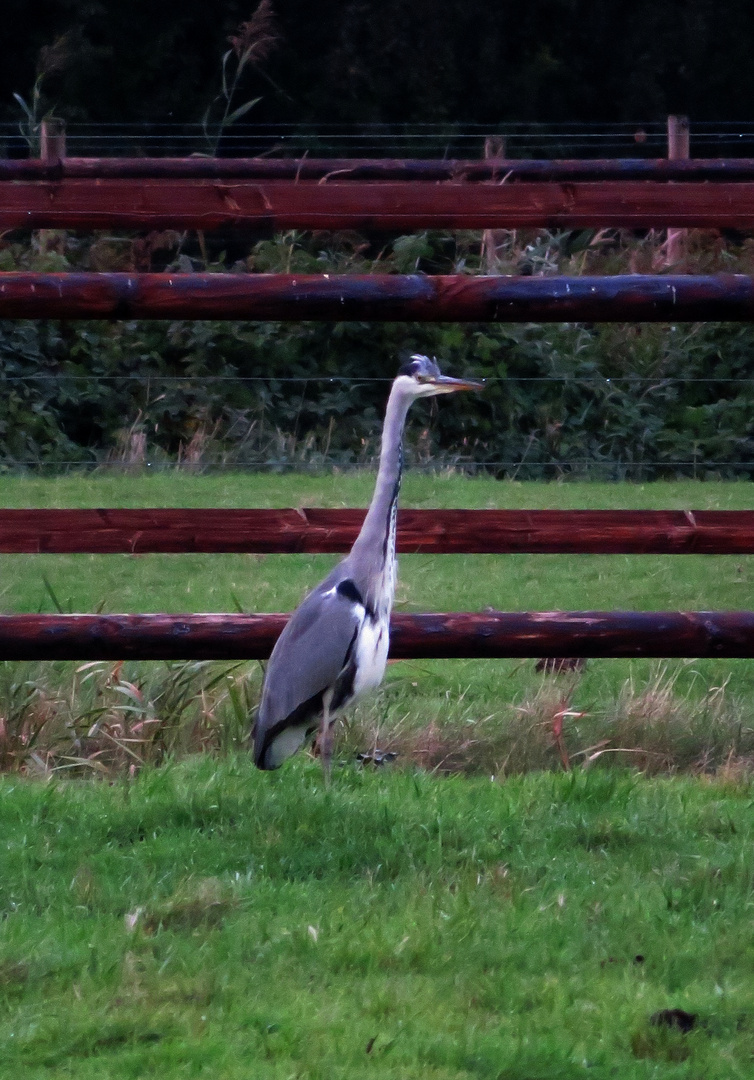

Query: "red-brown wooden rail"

xmin=0 ymin=611 xmax=752 ymax=660
xmin=3 ymin=272 xmax=754 ymax=322
xmin=1 ymin=509 xmax=754 ymax=555
xmin=3 ymin=179 xmax=754 ymax=231
xmin=4 ymin=157 xmax=754 ymax=182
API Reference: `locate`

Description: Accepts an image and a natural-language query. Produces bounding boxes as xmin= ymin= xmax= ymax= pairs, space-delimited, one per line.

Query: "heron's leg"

xmin=319 ymin=691 xmax=335 ymax=784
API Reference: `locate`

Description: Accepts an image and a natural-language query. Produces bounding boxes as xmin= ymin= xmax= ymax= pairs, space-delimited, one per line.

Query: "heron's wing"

xmin=253 ymin=583 xmax=362 ymax=768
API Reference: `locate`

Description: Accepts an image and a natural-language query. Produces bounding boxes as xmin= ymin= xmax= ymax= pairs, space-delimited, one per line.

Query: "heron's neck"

xmin=350 ymin=385 xmax=412 ymax=578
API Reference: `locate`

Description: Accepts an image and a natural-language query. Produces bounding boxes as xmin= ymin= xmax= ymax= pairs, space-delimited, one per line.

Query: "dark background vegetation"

xmin=4 ymin=228 xmax=754 ymax=477
xmin=3 ymin=2 xmax=754 ymax=476
xmin=2 ymin=0 xmax=753 ymax=126
xmin=6 ymin=313 xmax=754 ymax=479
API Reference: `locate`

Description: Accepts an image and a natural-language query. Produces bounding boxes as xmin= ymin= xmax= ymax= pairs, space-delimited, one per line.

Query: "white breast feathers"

xmin=352 ymin=614 xmax=390 ymax=698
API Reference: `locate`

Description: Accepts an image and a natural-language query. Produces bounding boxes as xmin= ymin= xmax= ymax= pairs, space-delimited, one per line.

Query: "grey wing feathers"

xmin=253 ymin=585 xmax=362 ymax=768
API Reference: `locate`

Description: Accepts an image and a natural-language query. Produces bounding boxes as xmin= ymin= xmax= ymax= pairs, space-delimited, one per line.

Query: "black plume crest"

xmin=397 ymin=354 xmax=442 ymax=379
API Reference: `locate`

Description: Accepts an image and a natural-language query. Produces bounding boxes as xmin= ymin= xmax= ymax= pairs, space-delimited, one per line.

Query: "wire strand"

xmin=0 ymin=460 xmax=751 ymax=470
xmin=4 ymin=375 xmax=754 ymax=385
xmin=5 ymin=120 xmax=754 ymax=156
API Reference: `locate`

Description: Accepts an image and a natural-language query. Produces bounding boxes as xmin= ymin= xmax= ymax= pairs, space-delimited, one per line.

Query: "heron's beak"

xmin=429 ymin=374 xmax=486 ymax=394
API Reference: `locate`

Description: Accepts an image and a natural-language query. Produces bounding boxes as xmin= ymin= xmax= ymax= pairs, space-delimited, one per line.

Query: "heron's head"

xmin=395 ymin=355 xmax=485 ymax=399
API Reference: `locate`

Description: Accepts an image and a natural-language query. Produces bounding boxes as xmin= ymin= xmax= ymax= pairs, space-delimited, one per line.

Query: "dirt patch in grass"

xmin=125 ymin=877 xmax=237 ymax=935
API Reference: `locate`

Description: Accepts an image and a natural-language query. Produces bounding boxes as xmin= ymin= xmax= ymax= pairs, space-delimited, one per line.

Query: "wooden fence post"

xmin=38 ymin=117 xmax=66 ymax=257
xmin=666 ymin=115 xmax=689 ymax=266
xmin=40 ymin=117 xmax=66 ymax=165
xmin=482 ymin=135 xmax=507 ymax=272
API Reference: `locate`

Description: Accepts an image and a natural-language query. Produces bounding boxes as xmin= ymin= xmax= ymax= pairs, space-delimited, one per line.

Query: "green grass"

xmin=1 ymin=475 xmax=753 ymax=1074
xmin=1 ymin=758 xmax=754 ymax=1078
xmin=0 ymin=473 xmax=754 ymax=774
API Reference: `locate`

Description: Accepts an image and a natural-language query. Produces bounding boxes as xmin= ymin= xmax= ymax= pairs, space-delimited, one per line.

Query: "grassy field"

xmin=0 ymin=474 xmax=753 ymax=1075
xmin=0 ymin=472 xmax=753 ymax=774
xmin=1 ymin=758 xmax=754 ymax=1078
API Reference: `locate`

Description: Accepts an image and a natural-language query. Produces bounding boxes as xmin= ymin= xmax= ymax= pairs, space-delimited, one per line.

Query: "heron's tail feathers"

xmin=253 ymin=721 xmax=311 ymax=770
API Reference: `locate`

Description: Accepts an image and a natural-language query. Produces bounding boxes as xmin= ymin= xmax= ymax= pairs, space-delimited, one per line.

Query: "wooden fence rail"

xmin=5 ymin=157 xmax=754 ymax=182
xmin=2 ymin=509 xmax=754 ymax=555
xmin=4 ymin=272 xmax=754 ymax=322
xmin=1 ymin=611 xmax=752 ymax=660
xmin=2 ymin=144 xmax=753 ymax=664
xmin=3 ymin=179 xmax=754 ymax=231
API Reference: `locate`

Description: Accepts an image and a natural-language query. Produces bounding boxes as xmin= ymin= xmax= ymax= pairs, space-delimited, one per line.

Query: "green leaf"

xmin=12 ymin=93 xmax=33 ymax=119
xmin=41 ymin=574 xmax=67 ymax=614
xmin=221 ymin=49 xmax=234 ymax=100
xmin=221 ymin=97 xmax=262 ymax=128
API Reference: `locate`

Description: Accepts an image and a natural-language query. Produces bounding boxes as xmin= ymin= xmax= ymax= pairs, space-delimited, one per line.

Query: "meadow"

xmin=0 ymin=471 xmax=753 ymax=774
xmin=1 ymin=472 xmax=753 ymax=1076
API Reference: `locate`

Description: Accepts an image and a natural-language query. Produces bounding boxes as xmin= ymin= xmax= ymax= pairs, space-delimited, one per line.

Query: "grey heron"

xmin=252 ymin=355 xmax=483 ymax=777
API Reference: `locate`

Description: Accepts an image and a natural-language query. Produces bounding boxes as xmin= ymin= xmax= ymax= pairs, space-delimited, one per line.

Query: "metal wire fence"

xmin=5 ymin=120 xmax=754 ymax=159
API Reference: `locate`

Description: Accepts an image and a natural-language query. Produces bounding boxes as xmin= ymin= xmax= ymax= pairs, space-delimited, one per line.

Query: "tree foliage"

xmin=3 ymin=0 xmax=754 ymax=127
xmin=1 ymin=227 xmax=754 ymax=477
xmin=3 ymin=312 xmax=754 ymax=478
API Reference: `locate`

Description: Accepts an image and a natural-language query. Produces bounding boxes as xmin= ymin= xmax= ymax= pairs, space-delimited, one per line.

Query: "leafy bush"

xmin=2 ymin=227 xmax=754 ymax=476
